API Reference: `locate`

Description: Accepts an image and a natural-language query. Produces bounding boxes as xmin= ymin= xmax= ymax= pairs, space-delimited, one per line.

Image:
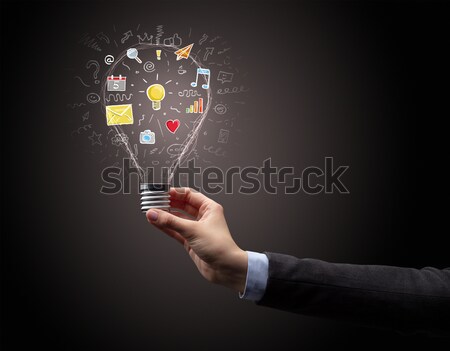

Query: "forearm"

xmin=256 ymin=253 xmax=450 ymax=336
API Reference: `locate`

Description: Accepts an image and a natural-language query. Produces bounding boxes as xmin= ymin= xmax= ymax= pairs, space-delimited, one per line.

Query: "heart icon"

xmin=166 ymin=119 xmax=180 ymax=134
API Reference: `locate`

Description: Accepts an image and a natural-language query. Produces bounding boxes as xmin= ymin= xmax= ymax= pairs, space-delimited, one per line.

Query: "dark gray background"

xmin=1 ymin=1 xmax=449 ymax=349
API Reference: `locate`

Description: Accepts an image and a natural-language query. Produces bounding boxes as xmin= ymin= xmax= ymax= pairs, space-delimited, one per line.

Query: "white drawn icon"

xmin=140 ymin=130 xmax=155 ymax=144
xmin=107 ymin=75 xmax=126 ymax=91
xmin=127 ymin=48 xmax=142 ymax=63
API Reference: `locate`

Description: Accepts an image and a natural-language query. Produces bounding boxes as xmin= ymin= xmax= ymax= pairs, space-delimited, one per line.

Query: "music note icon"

xmin=191 ymin=68 xmax=211 ymax=90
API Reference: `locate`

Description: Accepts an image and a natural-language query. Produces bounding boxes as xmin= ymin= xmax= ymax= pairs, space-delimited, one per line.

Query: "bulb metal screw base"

xmin=140 ymin=183 xmax=170 ymax=213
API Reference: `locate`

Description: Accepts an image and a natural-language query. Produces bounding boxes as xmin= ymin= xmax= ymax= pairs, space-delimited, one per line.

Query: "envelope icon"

xmin=106 ymin=104 xmax=134 ymax=126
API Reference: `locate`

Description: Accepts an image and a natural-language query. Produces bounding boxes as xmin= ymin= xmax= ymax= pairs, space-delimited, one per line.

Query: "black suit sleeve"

xmin=256 ymin=252 xmax=450 ymax=336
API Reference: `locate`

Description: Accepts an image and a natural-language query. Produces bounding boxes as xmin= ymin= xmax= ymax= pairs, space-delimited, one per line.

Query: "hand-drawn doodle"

xmin=105 ymin=93 xmax=133 ymax=102
xmin=88 ymin=131 xmax=102 ymax=146
xmin=217 ymin=129 xmax=230 ymax=144
xmin=111 ymin=133 xmax=129 ymax=147
xmin=127 ymin=48 xmax=142 ymax=63
xmin=67 ymin=102 xmax=86 ymax=109
xmin=175 ymin=44 xmax=193 ymax=60
xmin=209 ymin=36 xmax=221 ymax=43
xmin=79 ymin=33 xmax=102 ymax=51
xmin=163 ymin=33 xmax=182 ymax=47
xmin=178 ymin=89 xmax=201 ymax=97
xmin=213 ymin=103 xmax=227 ymax=114
xmin=155 ymin=25 xmax=164 ymax=45
xmin=86 ymin=60 xmax=100 ymax=84
xmin=217 ymin=71 xmax=234 ymax=84
xmin=86 ymin=93 xmax=100 ymax=104
xmin=217 ymin=86 xmax=249 ymax=95
xmin=199 ymin=34 xmax=208 ymax=45
xmin=96 ymin=32 xmax=110 ymax=44
xmin=203 ymin=47 xmax=214 ymax=61
xmin=104 ymin=55 xmax=114 ymax=65
xmin=143 ymin=61 xmax=155 ymax=73
xmin=121 ymin=30 xmax=133 ymax=44
xmin=204 ymin=145 xmax=226 ymax=157
xmin=138 ymin=32 xmax=153 ymax=43
xmin=74 ymin=76 xmax=90 ymax=87
xmin=218 ymin=47 xmax=231 ymax=55
xmin=71 ymin=124 xmax=92 ymax=136
xmin=191 ymin=68 xmax=210 ymax=89
xmin=138 ymin=114 xmax=145 ymax=126
xmin=107 ymin=75 xmax=126 ymax=91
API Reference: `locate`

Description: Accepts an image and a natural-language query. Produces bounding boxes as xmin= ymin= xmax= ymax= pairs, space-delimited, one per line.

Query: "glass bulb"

xmin=146 ymin=84 xmax=165 ymax=110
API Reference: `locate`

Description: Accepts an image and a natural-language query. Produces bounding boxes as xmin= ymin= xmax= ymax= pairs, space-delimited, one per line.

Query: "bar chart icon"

xmin=186 ymin=98 xmax=204 ymax=113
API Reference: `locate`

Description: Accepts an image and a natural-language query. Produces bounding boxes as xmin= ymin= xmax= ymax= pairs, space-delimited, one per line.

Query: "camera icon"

xmin=140 ymin=130 xmax=155 ymax=144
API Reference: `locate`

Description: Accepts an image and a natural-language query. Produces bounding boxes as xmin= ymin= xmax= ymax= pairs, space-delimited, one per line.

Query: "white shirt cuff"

xmin=239 ymin=251 xmax=269 ymax=301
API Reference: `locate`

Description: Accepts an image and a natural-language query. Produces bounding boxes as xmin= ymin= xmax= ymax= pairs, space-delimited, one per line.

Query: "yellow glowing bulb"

xmin=147 ymin=84 xmax=165 ymax=111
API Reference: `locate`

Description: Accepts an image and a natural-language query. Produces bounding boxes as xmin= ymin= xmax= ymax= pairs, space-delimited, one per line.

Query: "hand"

xmin=146 ymin=188 xmax=248 ymax=293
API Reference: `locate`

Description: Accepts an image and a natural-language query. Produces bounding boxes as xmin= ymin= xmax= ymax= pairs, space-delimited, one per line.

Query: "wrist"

xmin=217 ymin=249 xmax=248 ymax=293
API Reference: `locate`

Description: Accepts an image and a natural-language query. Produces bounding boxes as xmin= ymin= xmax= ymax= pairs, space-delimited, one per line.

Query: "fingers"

xmin=170 ymin=209 xmax=195 ymax=220
xmin=146 ymin=209 xmax=195 ymax=238
xmin=170 ymin=188 xmax=213 ymax=209
xmin=160 ymin=227 xmax=186 ymax=246
xmin=169 ymin=199 xmax=199 ymax=218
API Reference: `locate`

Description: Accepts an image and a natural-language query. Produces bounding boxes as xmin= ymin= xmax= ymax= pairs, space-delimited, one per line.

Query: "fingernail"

xmin=147 ymin=210 xmax=158 ymax=222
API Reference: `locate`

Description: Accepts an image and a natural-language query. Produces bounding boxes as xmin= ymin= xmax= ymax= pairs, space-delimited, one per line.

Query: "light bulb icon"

xmin=146 ymin=83 xmax=165 ymax=111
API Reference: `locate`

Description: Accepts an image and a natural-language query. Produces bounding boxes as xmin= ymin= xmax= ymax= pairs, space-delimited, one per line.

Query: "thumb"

xmin=146 ymin=209 xmax=193 ymax=235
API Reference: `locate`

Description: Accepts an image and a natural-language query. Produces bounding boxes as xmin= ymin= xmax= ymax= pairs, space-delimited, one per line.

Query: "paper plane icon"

xmin=174 ymin=44 xmax=193 ymax=61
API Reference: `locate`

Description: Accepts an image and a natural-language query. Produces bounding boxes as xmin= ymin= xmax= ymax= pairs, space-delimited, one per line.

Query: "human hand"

xmin=146 ymin=188 xmax=248 ymax=293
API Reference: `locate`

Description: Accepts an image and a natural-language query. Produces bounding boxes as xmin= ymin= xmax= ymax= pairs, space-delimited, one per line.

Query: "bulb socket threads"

xmin=140 ymin=183 xmax=170 ymax=212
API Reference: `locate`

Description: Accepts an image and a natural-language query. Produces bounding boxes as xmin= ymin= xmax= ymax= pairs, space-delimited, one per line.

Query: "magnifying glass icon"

xmin=127 ymin=48 xmax=142 ymax=64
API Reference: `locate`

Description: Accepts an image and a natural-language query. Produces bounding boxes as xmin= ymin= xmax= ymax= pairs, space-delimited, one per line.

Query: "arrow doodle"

xmin=203 ymin=47 xmax=214 ymax=61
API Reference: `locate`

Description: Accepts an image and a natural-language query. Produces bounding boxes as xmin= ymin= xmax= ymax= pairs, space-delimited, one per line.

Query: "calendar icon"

xmin=107 ymin=75 xmax=126 ymax=91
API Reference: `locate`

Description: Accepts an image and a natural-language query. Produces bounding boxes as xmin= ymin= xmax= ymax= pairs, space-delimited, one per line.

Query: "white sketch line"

xmin=122 ymin=61 xmax=131 ymax=70
xmin=178 ymin=89 xmax=201 ymax=97
xmin=67 ymin=102 xmax=86 ymax=109
xmin=199 ymin=34 xmax=208 ymax=45
xmin=157 ymin=119 xmax=164 ymax=138
xmin=74 ymin=76 xmax=90 ymax=87
xmin=105 ymin=93 xmax=133 ymax=102
xmin=170 ymin=106 xmax=181 ymax=113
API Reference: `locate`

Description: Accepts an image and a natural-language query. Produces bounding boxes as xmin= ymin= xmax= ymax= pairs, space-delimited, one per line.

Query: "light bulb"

xmin=101 ymin=43 xmax=211 ymax=213
xmin=147 ymin=83 xmax=165 ymax=111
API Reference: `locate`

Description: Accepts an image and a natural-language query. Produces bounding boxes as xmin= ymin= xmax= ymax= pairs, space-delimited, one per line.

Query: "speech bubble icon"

xmin=167 ymin=143 xmax=183 ymax=156
xmin=217 ymin=71 xmax=234 ymax=84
